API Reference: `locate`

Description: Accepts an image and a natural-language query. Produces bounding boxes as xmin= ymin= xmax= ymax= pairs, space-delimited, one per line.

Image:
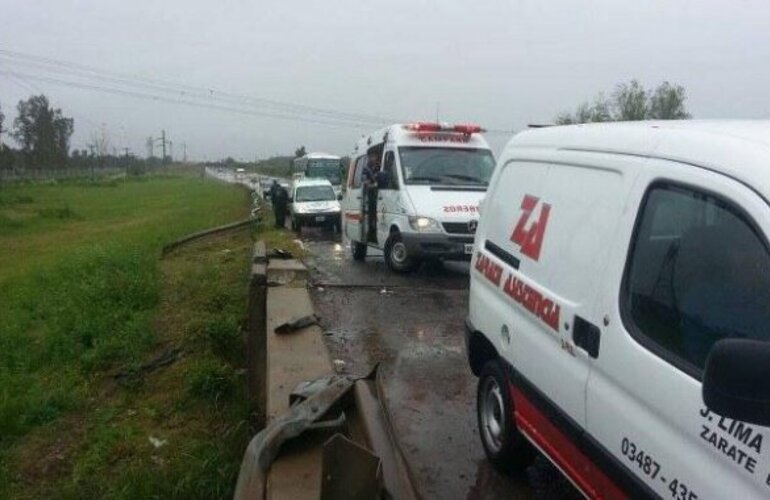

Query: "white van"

xmin=467 ymin=121 xmax=770 ymax=498
xmin=288 ymin=178 xmax=341 ymax=232
xmin=342 ymin=122 xmax=495 ymax=272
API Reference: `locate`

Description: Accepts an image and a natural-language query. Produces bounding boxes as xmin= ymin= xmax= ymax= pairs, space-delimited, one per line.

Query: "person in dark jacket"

xmin=272 ymin=182 xmax=289 ymax=228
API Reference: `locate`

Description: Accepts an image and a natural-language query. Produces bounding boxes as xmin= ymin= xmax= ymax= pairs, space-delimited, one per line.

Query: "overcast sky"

xmin=1 ymin=0 xmax=769 ymax=160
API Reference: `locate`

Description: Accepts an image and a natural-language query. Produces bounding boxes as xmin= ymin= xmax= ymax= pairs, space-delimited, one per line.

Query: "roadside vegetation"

xmin=0 ymin=173 xmax=257 ymax=498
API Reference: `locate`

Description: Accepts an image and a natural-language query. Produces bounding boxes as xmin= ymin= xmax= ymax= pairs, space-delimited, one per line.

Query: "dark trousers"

xmin=366 ymin=190 xmax=377 ymax=239
xmin=274 ymin=204 xmax=287 ymax=228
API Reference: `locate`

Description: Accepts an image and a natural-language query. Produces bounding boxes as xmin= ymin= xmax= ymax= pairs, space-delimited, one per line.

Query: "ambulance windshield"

xmin=398 ymin=147 xmax=495 ymax=186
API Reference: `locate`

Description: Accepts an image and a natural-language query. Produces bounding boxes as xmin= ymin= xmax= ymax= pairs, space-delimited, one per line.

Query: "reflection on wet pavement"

xmin=300 ymin=227 xmax=580 ymax=499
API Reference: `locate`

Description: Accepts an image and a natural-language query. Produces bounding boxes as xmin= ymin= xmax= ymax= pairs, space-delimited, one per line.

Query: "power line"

xmin=0 ymin=69 xmax=376 ymax=129
xmin=0 ymin=48 xmax=518 ymax=136
xmin=0 ymin=48 xmax=395 ymax=125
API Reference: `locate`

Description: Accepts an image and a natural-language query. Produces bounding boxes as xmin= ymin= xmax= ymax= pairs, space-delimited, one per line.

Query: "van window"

xmin=623 ymin=183 xmax=770 ymax=372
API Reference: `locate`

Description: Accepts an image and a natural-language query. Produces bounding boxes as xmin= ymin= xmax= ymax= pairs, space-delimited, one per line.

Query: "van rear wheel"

xmin=477 ymin=360 xmax=535 ymax=473
xmin=351 ymin=241 xmax=367 ymax=261
xmin=384 ymin=232 xmax=418 ymax=273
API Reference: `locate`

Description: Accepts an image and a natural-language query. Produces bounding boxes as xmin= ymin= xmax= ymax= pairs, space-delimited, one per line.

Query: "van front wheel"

xmin=384 ymin=232 xmax=417 ymax=273
xmin=477 ymin=360 xmax=535 ymax=473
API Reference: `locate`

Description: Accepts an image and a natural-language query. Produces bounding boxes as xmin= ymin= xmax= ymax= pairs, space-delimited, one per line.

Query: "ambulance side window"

xmin=351 ymin=155 xmax=366 ymax=189
xmin=382 ymin=151 xmax=398 ymax=189
xmin=622 ymin=183 xmax=770 ymax=375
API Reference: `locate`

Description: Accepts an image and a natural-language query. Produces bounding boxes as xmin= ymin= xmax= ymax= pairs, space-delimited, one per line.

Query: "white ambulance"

xmin=467 ymin=121 xmax=770 ymax=498
xmin=342 ymin=122 xmax=495 ymax=272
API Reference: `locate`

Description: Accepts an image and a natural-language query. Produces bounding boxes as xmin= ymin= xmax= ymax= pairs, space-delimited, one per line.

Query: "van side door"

xmin=376 ymin=149 xmax=401 ymax=245
xmin=476 ymin=154 xmax=633 ymax=493
xmin=587 ymin=160 xmax=770 ymax=498
xmin=343 ymin=155 xmax=366 ymax=243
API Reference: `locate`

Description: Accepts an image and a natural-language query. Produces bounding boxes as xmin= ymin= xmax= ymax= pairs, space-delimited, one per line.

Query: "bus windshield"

xmin=398 ymin=147 xmax=495 ymax=186
xmin=306 ymin=159 xmax=342 ymax=185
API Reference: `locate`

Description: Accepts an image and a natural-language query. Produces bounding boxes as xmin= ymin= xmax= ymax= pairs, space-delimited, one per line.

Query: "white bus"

xmin=291 ymin=153 xmax=343 ymax=197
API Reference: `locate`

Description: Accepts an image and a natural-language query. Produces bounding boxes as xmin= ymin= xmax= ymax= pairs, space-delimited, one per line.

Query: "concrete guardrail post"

xmin=246 ymin=241 xmax=268 ymax=429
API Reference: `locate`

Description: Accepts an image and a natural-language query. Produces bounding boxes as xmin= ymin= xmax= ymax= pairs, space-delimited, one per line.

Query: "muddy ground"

xmin=296 ymin=228 xmax=580 ymax=500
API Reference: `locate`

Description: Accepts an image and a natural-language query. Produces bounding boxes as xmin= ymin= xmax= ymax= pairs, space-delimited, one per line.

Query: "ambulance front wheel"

xmin=351 ymin=240 xmax=367 ymax=261
xmin=384 ymin=232 xmax=418 ymax=273
xmin=477 ymin=359 xmax=535 ymax=473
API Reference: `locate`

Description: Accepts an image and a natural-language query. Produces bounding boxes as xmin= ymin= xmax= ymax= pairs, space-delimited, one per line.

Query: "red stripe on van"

xmin=344 ymin=212 xmax=363 ymax=221
xmin=511 ymin=385 xmax=627 ymax=500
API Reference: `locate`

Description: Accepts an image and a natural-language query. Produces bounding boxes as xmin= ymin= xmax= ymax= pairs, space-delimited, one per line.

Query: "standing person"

xmin=362 ymin=152 xmax=380 ymax=241
xmin=268 ymin=179 xmax=279 ymax=201
xmin=272 ymin=182 xmax=289 ymax=228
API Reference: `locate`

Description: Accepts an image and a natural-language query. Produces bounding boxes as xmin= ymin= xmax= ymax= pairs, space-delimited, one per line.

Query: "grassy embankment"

xmin=0 ymin=174 xmax=289 ymax=498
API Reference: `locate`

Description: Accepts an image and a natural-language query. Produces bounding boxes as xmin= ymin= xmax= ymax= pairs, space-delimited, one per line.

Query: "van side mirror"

xmin=337 ymin=194 xmax=343 ymax=201
xmin=703 ymin=338 xmax=770 ymax=426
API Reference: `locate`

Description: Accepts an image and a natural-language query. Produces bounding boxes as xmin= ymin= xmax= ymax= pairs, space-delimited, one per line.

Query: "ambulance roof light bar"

xmin=403 ymin=122 xmax=443 ymax=132
xmin=403 ymin=122 xmax=485 ymax=135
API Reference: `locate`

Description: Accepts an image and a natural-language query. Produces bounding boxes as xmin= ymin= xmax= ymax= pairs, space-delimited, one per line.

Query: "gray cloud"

xmin=1 ymin=0 xmax=768 ymax=159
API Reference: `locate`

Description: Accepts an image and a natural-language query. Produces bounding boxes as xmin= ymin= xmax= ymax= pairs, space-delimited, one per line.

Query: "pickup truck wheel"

xmin=351 ymin=241 xmax=367 ymax=261
xmin=384 ymin=232 xmax=418 ymax=273
xmin=477 ymin=360 xmax=535 ymax=473
xmin=292 ymin=217 xmax=302 ymax=233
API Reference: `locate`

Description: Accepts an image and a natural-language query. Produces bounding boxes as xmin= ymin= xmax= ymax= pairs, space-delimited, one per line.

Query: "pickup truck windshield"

xmin=398 ymin=147 xmax=495 ymax=186
xmin=295 ymin=185 xmax=336 ymax=202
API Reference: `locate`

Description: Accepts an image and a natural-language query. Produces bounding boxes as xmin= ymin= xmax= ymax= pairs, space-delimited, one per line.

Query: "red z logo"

xmin=510 ymin=194 xmax=551 ymax=261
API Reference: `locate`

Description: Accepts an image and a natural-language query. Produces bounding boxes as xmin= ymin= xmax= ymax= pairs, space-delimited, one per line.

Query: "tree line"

xmin=0 ymin=94 xmax=163 ymax=174
xmin=555 ymin=79 xmax=690 ymax=124
xmin=1 ymin=82 xmax=692 ymax=174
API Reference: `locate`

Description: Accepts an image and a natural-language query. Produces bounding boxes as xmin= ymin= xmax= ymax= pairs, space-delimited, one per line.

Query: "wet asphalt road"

xmin=298 ymin=227 xmax=581 ymax=500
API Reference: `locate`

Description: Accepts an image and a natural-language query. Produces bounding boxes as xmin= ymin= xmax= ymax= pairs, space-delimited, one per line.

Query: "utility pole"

xmin=123 ymin=147 xmax=130 ymax=157
xmin=87 ymin=143 xmax=96 ymax=179
xmin=169 ymin=140 xmax=174 ymax=162
xmin=161 ymin=129 xmax=167 ymax=163
xmin=183 ymin=142 xmax=187 ymax=162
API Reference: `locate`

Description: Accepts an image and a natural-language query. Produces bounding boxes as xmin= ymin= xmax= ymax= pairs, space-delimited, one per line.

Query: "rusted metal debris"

xmin=274 ymin=314 xmax=319 ymax=334
xmin=321 ymin=434 xmax=383 ymax=500
xmin=234 ymin=374 xmax=355 ymax=500
xmin=234 ymin=366 xmax=420 ymax=500
xmin=268 ymin=248 xmax=294 ymax=260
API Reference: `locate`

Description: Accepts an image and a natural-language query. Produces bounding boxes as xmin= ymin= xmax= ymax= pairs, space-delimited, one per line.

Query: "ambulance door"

xmin=376 ymin=149 xmax=401 ymax=245
xmin=344 ymin=154 xmax=366 ymax=244
xmin=587 ymin=159 xmax=770 ymax=498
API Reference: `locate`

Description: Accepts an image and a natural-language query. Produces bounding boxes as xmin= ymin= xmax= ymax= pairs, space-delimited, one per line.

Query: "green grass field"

xmin=0 ymin=174 xmax=256 ymax=498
